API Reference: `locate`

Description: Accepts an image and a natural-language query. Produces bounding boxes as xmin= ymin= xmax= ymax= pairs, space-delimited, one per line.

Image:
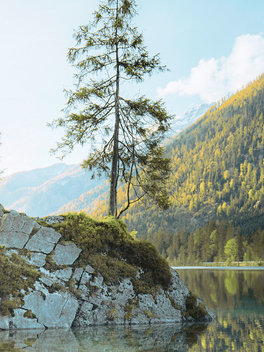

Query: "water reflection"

xmin=177 ymin=270 xmax=264 ymax=311
xmin=0 ymin=270 xmax=263 ymax=351
xmin=177 ymin=269 xmax=264 ymax=351
xmin=0 ymin=323 xmax=208 ymax=351
xmin=188 ymin=314 xmax=264 ymax=352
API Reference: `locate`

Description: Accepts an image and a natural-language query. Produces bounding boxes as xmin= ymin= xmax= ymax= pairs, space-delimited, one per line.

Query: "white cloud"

xmin=158 ymin=34 xmax=264 ymax=103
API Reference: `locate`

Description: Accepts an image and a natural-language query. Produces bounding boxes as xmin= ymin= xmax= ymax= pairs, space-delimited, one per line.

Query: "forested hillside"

xmin=119 ymin=74 xmax=264 ymax=235
xmin=87 ymin=74 xmax=264 ymax=263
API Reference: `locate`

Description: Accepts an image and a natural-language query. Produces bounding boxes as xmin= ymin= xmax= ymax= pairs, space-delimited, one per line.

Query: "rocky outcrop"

xmin=0 ymin=206 xmax=214 ymax=330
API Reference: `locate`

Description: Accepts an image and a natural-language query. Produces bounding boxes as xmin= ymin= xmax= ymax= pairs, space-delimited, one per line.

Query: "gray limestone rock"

xmin=53 ymin=242 xmax=82 ymax=265
xmin=75 ymin=278 xmax=135 ymax=326
xmin=0 ymin=204 xmax=4 ymax=218
xmin=10 ymin=309 xmax=45 ymax=330
xmin=90 ymin=273 xmax=103 ymax=287
xmin=80 ymin=271 xmax=92 ymax=285
xmin=85 ymin=264 xmax=95 ymax=274
xmin=23 ymin=252 xmax=46 ymax=267
xmin=25 ymin=227 xmax=61 ymax=254
xmin=0 ymin=316 xmax=9 ymax=330
xmin=33 ymin=281 xmax=50 ymax=296
xmin=54 ymin=267 xmax=73 ymax=281
xmin=74 ymin=301 xmax=109 ymax=327
xmin=23 ymin=291 xmax=79 ymax=328
xmin=0 ymin=207 xmax=214 ymax=330
xmin=39 ymin=276 xmax=53 ymax=287
xmin=0 ymin=211 xmax=36 ymax=248
xmin=167 ymin=269 xmax=189 ymax=310
xmin=73 ymin=301 xmax=94 ymax=327
xmin=0 ymin=309 xmax=45 ymax=330
xmin=72 ymin=267 xmax=84 ymax=282
xmin=152 ymin=293 xmax=182 ymax=323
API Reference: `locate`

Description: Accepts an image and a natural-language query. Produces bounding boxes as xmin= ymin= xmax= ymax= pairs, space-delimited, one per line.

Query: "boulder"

xmin=25 ymin=227 xmax=61 ymax=254
xmin=23 ymin=291 xmax=79 ymax=328
xmin=0 ymin=211 xmax=36 ymax=248
xmin=52 ymin=242 xmax=82 ymax=265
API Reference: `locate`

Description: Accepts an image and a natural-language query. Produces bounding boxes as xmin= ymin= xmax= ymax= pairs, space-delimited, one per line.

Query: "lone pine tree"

xmin=50 ymin=0 xmax=173 ymax=217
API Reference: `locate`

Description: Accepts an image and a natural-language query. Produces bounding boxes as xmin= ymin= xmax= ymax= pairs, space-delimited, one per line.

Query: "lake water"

xmin=0 ymin=269 xmax=263 ymax=351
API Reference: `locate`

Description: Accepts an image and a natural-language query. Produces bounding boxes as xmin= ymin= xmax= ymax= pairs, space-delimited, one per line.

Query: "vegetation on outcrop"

xmin=185 ymin=292 xmax=207 ymax=321
xmin=124 ymin=297 xmax=139 ymax=321
xmin=42 ymin=212 xmax=172 ymax=294
xmin=0 ymin=247 xmax=40 ymax=316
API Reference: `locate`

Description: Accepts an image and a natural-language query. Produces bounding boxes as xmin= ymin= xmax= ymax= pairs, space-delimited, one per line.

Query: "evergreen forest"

xmin=71 ymin=74 xmax=264 ymax=264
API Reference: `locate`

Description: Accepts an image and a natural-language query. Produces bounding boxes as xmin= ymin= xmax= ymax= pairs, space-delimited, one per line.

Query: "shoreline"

xmin=172 ymin=266 xmax=264 ymax=271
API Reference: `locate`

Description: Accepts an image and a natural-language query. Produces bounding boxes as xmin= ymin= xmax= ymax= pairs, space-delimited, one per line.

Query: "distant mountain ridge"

xmin=0 ymin=104 xmax=210 ymax=217
xmin=167 ymin=103 xmax=212 ymax=138
xmin=0 ymin=163 xmax=104 ymax=217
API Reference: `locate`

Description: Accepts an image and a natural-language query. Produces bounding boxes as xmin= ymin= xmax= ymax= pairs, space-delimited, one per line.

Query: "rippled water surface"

xmin=1 ymin=269 xmax=263 ymax=351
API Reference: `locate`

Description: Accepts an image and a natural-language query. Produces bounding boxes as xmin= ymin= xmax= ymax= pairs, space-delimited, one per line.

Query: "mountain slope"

xmin=121 ymin=74 xmax=264 ymax=237
xmin=0 ymin=103 xmax=210 ymax=218
xmin=53 ymin=180 xmax=109 ymax=215
xmin=52 ymin=103 xmax=211 ymax=216
xmin=0 ymin=164 xmax=105 ymax=216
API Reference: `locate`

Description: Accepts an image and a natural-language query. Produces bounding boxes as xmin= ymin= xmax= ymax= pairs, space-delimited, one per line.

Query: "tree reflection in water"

xmin=178 ymin=269 xmax=264 ymax=351
xmin=0 ymin=270 xmax=263 ymax=351
xmin=177 ymin=270 xmax=264 ymax=310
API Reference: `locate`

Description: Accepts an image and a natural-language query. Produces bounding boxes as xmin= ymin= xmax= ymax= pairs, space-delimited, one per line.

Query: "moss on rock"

xmin=23 ymin=309 xmax=37 ymax=319
xmin=42 ymin=212 xmax=172 ymax=295
xmin=107 ymin=304 xmax=117 ymax=321
xmin=185 ymin=292 xmax=208 ymax=320
xmin=124 ymin=297 xmax=139 ymax=322
xmin=0 ymin=247 xmax=40 ymax=316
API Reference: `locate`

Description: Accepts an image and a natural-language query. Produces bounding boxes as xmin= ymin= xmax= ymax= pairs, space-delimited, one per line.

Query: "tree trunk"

xmin=109 ymin=0 xmax=120 ymax=217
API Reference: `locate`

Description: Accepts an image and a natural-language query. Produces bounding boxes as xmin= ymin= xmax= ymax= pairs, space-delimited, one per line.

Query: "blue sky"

xmin=1 ymin=0 xmax=264 ymax=175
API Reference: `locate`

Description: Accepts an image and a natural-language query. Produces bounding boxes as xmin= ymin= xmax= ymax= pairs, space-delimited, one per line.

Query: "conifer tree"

xmin=50 ymin=0 xmax=172 ymax=217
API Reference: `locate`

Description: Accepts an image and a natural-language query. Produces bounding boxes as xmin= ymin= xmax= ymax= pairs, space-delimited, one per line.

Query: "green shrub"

xmin=44 ymin=212 xmax=172 ymax=294
xmin=185 ymin=292 xmax=207 ymax=320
